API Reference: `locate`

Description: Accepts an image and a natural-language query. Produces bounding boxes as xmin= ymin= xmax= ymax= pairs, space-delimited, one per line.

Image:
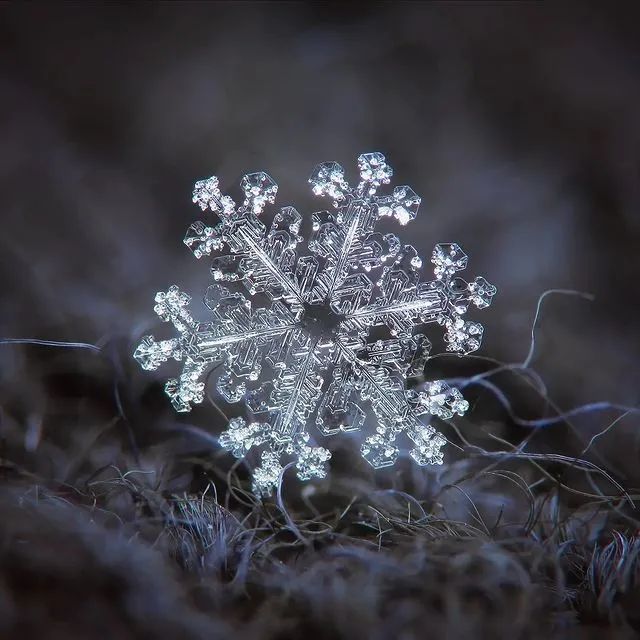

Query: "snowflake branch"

xmin=234 ymin=225 xmax=304 ymax=304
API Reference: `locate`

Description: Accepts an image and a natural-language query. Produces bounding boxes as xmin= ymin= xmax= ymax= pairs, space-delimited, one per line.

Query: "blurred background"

xmin=0 ymin=2 xmax=639 ymax=481
xmin=2 ymin=4 xmax=640 ymax=636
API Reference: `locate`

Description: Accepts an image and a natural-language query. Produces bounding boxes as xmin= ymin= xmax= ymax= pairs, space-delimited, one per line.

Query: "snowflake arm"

xmin=246 ymin=331 xmax=330 ymax=440
xmin=134 ymin=284 xmax=298 ymax=412
xmin=344 ymin=242 xmax=496 ymax=353
xmin=188 ymin=172 xmax=306 ymax=307
xmin=330 ymin=336 xmax=447 ymax=469
xmin=307 ymin=153 xmax=413 ymax=306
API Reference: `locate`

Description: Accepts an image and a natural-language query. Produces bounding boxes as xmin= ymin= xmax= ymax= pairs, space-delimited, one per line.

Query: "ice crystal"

xmin=134 ymin=152 xmax=496 ymax=494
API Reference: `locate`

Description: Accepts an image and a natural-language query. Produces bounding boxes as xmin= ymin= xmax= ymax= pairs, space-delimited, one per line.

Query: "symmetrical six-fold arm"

xmin=134 ymin=153 xmax=496 ymax=494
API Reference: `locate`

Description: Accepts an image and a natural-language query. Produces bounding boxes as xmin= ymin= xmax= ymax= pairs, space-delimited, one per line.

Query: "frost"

xmin=134 ymin=153 xmax=496 ymax=494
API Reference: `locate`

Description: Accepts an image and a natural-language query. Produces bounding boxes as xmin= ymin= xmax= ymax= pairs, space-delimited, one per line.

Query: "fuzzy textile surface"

xmin=1 ymin=3 xmax=640 ymax=639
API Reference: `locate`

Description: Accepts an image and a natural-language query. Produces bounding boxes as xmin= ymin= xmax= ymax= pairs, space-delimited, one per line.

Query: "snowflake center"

xmin=301 ymin=302 xmax=344 ymax=340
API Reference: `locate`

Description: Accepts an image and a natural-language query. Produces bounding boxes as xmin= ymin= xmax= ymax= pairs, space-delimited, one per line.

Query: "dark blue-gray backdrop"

xmin=1 ymin=2 xmax=638 ymax=480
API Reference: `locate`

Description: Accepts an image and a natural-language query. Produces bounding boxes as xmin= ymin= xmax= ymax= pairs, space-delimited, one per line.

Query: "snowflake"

xmin=134 ymin=153 xmax=496 ymax=494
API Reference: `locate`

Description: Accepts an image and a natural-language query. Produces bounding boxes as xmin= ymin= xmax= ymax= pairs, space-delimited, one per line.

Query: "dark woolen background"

xmin=0 ymin=3 xmax=639 ymax=638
